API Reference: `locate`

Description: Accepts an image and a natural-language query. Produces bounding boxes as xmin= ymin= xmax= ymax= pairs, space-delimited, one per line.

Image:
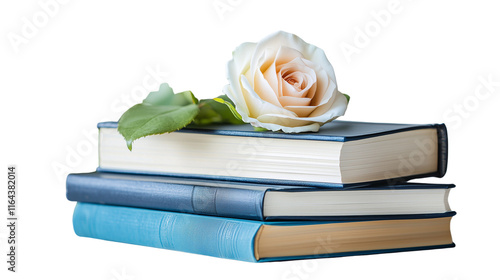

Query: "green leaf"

xmin=194 ymin=96 xmax=245 ymax=125
xmin=142 ymin=83 xmax=174 ymax=105
xmin=193 ymin=100 xmax=223 ymax=125
xmin=253 ymin=127 xmax=269 ymax=132
xmin=342 ymin=92 xmax=350 ymax=103
xmin=118 ymin=103 xmax=199 ymax=150
xmin=143 ymin=83 xmax=197 ymax=106
xmin=118 ymin=83 xmax=200 ymax=150
xmin=213 ymin=96 xmax=243 ymax=121
xmin=178 ymin=91 xmax=199 ymax=105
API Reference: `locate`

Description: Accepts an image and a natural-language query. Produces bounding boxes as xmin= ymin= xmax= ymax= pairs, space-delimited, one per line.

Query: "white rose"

xmin=223 ymin=31 xmax=348 ymax=133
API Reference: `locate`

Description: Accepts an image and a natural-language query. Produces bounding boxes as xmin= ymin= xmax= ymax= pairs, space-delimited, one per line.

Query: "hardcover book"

xmin=97 ymin=120 xmax=448 ymax=188
xmin=67 ymin=171 xmax=454 ymax=221
xmin=73 ymin=203 xmax=455 ymax=262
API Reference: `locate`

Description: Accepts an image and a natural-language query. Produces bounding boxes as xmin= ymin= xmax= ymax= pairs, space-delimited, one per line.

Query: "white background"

xmin=1 ymin=0 xmax=499 ymax=279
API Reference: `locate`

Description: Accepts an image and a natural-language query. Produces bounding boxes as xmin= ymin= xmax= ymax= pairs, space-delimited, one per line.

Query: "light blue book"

xmin=73 ymin=203 xmax=455 ymax=262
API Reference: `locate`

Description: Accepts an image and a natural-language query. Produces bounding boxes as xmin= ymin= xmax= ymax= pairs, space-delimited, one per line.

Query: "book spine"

xmin=66 ymin=174 xmax=266 ymax=220
xmin=435 ymin=123 xmax=448 ymax=178
xmin=72 ymin=203 xmax=261 ymax=262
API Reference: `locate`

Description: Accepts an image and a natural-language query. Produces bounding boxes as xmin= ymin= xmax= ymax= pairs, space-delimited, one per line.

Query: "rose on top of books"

xmin=117 ymin=31 xmax=349 ymax=150
xmin=224 ymin=31 xmax=348 ymax=133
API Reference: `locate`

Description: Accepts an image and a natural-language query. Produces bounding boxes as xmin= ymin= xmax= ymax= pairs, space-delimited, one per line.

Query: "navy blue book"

xmin=67 ymin=171 xmax=454 ymax=221
xmin=97 ymin=120 xmax=447 ymax=188
xmin=73 ymin=202 xmax=455 ymax=262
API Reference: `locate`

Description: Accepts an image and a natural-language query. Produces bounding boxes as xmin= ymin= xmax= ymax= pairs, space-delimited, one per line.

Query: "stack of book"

xmin=66 ymin=120 xmax=455 ymax=262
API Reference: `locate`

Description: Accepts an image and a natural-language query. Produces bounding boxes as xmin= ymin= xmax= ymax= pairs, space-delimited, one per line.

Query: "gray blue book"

xmin=67 ymin=171 xmax=454 ymax=221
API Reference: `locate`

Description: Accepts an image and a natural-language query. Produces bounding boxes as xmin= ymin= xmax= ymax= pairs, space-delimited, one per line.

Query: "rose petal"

xmin=281 ymin=72 xmax=316 ymax=98
xmin=309 ymin=88 xmax=347 ymax=118
xmin=232 ymin=110 xmax=321 ymax=133
xmin=249 ymin=46 xmax=276 ymax=88
xmin=225 ymin=42 xmax=259 ymax=117
xmin=256 ymin=91 xmax=347 ymax=124
xmin=254 ymin=119 xmax=321 ymax=133
xmin=254 ymin=65 xmax=282 ymax=107
xmin=255 ymin=114 xmax=320 ymax=132
xmin=240 ymin=75 xmax=297 ymax=118
xmin=256 ymin=114 xmax=317 ymax=128
xmin=310 ymin=79 xmax=334 ymax=108
xmin=283 ymin=71 xmax=304 ymax=88
xmin=277 ymin=57 xmax=317 ymax=98
xmin=262 ymin=59 xmax=279 ymax=95
xmin=225 ymin=62 xmax=250 ymax=116
xmin=278 ymin=96 xmax=312 ymax=107
xmin=274 ymin=46 xmax=305 ymax=66
xmin=281 ymin=78 xmax=302 ymax=97
xmin=283 ymin=105 xmax=318 ymax=117
xmin=263 ymin=46 xmax=305 ymax=96
xmin=232 ymin=42 xmax=257 ymax=77
xmin=300 ymin=60 xmax=331 ymax=105
xmin=251 ymin=31 xmax=336 ymax=82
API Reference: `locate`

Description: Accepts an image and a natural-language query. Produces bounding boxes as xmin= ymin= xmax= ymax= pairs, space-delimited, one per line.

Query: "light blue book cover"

xmin=73 ymin=203 xmax=455 ymax=262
